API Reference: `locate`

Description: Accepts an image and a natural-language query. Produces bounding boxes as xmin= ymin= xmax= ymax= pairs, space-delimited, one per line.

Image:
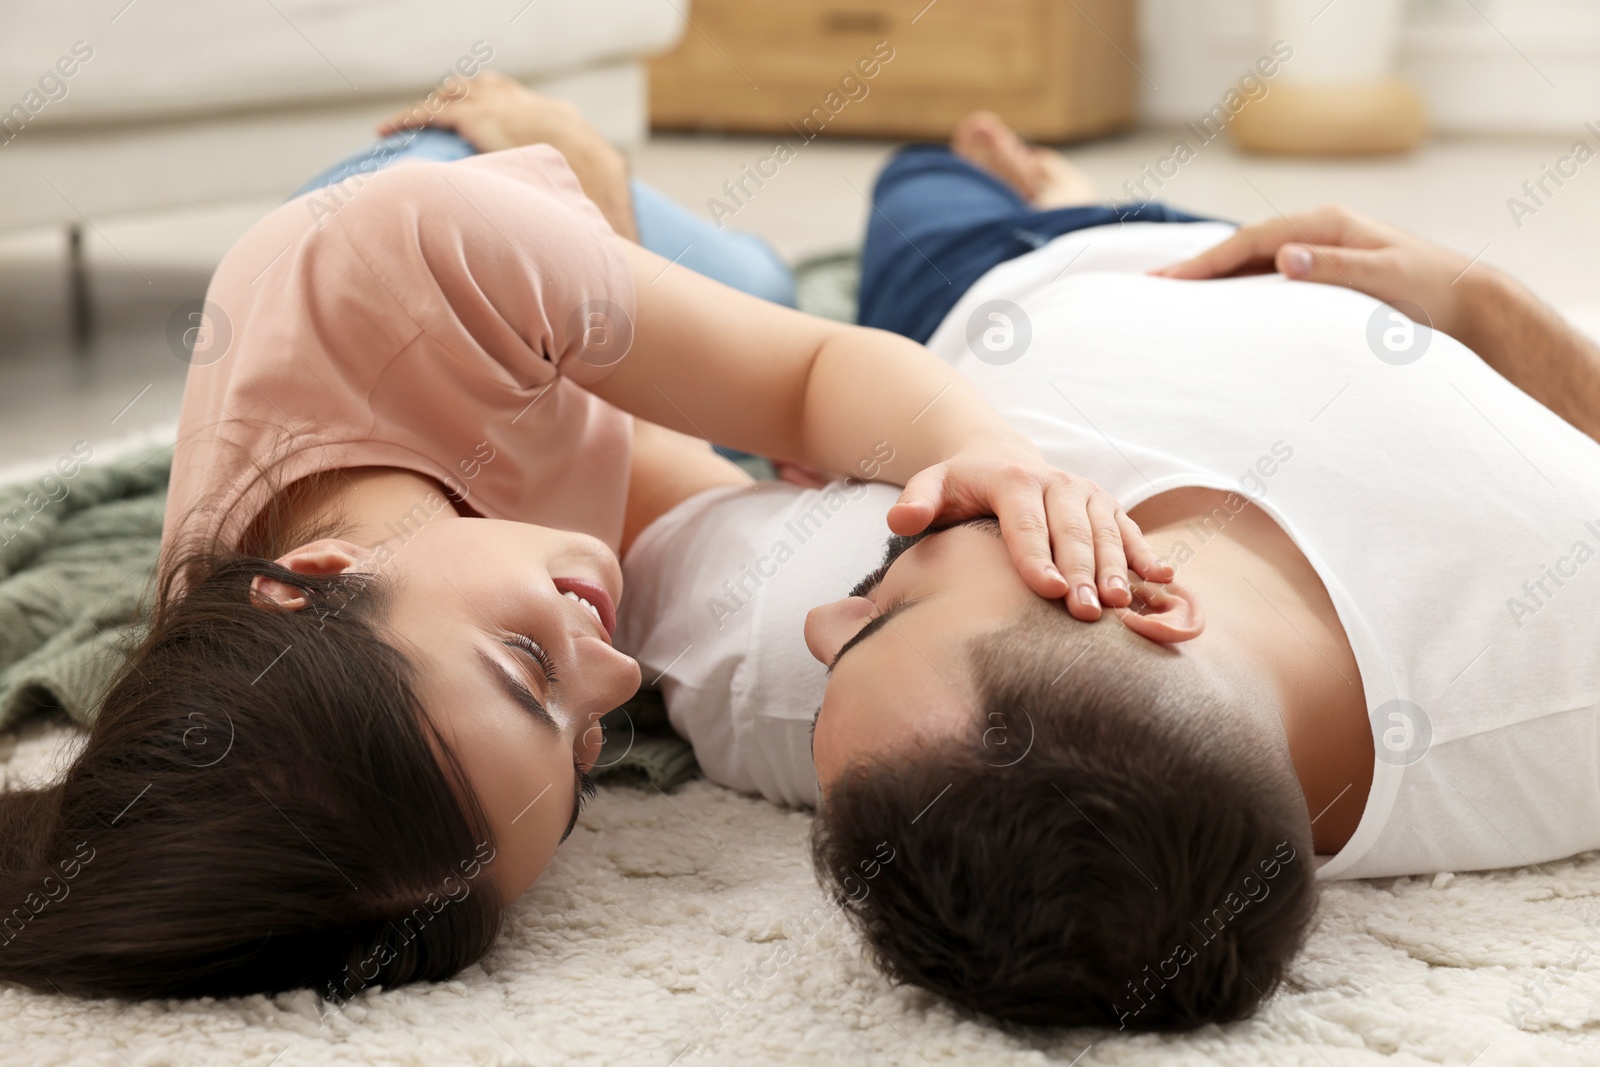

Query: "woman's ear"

xmin=249 ymin=576 xmax=311 ymax=612
xmin=249 ymin=539 xmax=369 ymax=613
xmin=1116 ymin=580 xmax=1204 ymax=644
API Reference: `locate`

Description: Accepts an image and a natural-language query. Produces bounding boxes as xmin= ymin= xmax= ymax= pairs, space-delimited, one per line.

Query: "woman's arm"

xmin=621 ymin=419 xmax=750 ymax=554
xmin=586 ymin=240 xmax=1170 ymax=617
xmin=380 ymin=74 xmax=1166 ymax=612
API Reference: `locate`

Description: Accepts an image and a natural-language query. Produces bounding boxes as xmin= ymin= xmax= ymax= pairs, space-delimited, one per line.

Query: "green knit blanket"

xmin=0 ymin=443 xmax=169 ymax=731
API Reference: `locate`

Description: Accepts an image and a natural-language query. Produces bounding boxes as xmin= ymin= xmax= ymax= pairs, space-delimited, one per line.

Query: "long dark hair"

xmin=0 ymin=470 xmax=502 ymax=1001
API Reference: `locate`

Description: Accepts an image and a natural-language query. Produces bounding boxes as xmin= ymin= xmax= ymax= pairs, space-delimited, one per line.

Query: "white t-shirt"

xmin=618 ymin=221 xmax=1600 ymax=880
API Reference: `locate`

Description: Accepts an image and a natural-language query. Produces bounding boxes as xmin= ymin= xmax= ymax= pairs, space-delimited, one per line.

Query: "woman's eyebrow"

xmin=476 ymin=648 xmax=558 ymax=731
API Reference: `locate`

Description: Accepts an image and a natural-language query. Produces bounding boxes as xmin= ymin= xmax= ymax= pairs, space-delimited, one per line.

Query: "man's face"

xmin=804 ymin=519 xmax=1205 ymax=792
xmin=803 ymin=520 xmax=1032 ymax=789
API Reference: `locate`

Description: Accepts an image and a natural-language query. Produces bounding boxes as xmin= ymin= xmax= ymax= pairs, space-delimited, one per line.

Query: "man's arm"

xmin=1455 ymin=269 xmax=1600 ymax=443
xmin=1154 ymin=205 xmax=1600 ymax=444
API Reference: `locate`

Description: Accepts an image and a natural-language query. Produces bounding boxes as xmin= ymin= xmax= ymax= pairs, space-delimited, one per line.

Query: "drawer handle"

xmin=821 ymin=9 xmax=890 ymax=33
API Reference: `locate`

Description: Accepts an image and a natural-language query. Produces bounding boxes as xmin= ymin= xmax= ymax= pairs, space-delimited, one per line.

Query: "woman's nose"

xmin=803 ymin=596 xmax=879 ymax=665
xmin=568 ymin=640 xmax=641 ymax=723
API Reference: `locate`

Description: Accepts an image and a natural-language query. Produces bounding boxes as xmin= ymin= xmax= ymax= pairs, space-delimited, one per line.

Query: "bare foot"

xmin=1031 ymin=150 xmax=1099 ymax=209
xmin=950 ymin=111 xmax=1098 ymax=209
xmin=952 ymin=111 xmax=1048 ymax=199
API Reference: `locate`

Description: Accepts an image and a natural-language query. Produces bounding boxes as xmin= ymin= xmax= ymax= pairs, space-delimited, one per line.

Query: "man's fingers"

xmin=1152 ymin=217 xmax=1304 ymax=279
xmin=1154 ymin=206 xmax=1390 ymax=281
xmin=1151 ymin=235 xmax=1261 ymax=279
xmin=1276 ymin=243 xmax=1398 ymax=303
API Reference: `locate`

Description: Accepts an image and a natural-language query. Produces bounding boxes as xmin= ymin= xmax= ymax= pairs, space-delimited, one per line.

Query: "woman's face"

xmin=268 ymin=516 xmax=640 ymax=901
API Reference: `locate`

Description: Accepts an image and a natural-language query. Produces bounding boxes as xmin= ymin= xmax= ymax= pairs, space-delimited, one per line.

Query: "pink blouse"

xmin=161 ymin=145 xmax=635 ymax=563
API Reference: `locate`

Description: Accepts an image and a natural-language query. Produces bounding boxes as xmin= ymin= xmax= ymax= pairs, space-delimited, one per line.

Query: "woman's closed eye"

xmin=501 ymin=632 xmax=595 ymax=842
xmin=506 ymin=632 xmax=557 ymax=690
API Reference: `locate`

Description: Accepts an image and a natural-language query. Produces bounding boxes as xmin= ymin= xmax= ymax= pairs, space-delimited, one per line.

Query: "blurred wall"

xmin=1139 ymin=0 xmax=1600 ymax=133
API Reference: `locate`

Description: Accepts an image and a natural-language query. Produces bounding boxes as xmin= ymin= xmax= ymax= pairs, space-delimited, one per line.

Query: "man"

xmin=617 ymin=114 xmax=1600 ymax=1031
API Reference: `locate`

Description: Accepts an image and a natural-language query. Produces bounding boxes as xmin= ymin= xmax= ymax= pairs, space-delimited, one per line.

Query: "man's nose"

xmin=804 ymin=597 xmax=878 ymax=665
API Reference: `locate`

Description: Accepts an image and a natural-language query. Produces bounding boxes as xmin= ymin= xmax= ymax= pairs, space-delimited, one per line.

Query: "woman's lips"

xmin=551 ymin=577 xmax=617 ymax=639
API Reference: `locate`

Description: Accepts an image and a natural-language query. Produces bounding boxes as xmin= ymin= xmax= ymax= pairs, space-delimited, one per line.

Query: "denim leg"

xmin=858 ymin=145 xmax=1218 ymax=343
xmin=290 ymin=129 xmax=479 ymax=199
xmin=630 ymin=181 xmax=796 ymax=307
xmin=858 ymin=146 xmax=1039 ymax=343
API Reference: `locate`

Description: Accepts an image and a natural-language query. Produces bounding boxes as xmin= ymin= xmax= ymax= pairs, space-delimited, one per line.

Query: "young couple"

xmin=7 ymin=73 xmax=1600 ymax=1033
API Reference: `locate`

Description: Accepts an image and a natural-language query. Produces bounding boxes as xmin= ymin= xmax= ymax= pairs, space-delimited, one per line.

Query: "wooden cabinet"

xmin=649 ymin=0 xmax=1139 ymax=142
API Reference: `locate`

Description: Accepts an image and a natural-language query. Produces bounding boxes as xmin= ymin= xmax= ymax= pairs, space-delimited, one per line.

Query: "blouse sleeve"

xmin=324 ymin=143 xmax=637 ymax=390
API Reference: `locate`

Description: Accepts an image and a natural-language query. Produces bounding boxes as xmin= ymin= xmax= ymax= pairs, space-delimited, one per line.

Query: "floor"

xmin=1 ymin=130 xmax=1597 ymax=470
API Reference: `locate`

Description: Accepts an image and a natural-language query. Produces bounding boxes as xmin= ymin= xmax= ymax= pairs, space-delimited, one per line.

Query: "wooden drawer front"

xmin=671 ymin=0 xmax=1050 ymax=92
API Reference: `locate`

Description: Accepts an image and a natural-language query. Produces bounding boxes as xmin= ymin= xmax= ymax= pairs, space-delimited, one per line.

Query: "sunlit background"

xmin=1 ymin=0 xmax=1596 ymax=473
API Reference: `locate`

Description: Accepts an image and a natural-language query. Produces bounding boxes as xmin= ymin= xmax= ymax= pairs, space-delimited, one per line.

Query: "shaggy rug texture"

xmin=4 ymin=714 xmax=1600 ymax=1067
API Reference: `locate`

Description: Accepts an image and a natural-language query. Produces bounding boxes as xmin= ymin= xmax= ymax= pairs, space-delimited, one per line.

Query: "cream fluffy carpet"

xmin=1 ymin=716 xmax=1599 ymax=1067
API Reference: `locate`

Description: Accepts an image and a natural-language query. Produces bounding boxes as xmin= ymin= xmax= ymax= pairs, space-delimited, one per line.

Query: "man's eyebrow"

xmin=826 ymin=598 xmax=922 ymax=675
xmin=477 ymin=648 xmax=557 ymax=730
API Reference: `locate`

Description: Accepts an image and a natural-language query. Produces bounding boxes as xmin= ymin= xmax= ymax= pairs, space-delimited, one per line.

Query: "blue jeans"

xmin=293 ymin=128 xmax=797 ymax=308
xmin=858 ymin=146 xmax=1215 ymax=343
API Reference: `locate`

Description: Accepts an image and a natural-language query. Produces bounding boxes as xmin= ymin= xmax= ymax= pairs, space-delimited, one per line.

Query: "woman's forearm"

xmin=600 ymin=245 xmax=1017 ymax=470
xmin=796 ymin=325 xmax=1025 ymax=481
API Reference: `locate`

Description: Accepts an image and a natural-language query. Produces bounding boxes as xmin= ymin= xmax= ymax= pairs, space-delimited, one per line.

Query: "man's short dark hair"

xmin=811 ymin=604 xmax=1317 ymax=1031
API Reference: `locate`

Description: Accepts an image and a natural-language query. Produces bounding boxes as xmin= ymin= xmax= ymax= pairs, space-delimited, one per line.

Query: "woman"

xmin=0 ymin=76 xmax=1166 ymax=1001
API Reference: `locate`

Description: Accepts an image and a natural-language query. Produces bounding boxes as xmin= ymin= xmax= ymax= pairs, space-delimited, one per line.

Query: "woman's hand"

xmin=1150 ymin=204 xmax=1476 ymax=340
xmin=887 ymin=439 xmax=1173 ymax=620
xmin=376 ymin=72 xmax=638 ymax=240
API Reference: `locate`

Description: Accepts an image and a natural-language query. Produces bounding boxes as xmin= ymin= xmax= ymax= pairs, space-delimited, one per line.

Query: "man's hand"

xmin=1150 ymin=204 xmax=1477 ymax=340
xmin=1155 ymin=203 xmax=1600 ymax=447
xmin=887 ymin=441 xmax=1174 ymax=621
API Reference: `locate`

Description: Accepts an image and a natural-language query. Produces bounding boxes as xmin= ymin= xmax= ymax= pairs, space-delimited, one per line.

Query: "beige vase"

xmin=1232 ymin=0 xmax=1428 ymax=155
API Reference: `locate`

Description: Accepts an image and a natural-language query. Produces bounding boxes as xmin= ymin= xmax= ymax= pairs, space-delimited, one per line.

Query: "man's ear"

xmin=1116 ymin=580 xmax=1204 ymax=644
xmin=249 ymin=538 xmax=369 ymax=613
